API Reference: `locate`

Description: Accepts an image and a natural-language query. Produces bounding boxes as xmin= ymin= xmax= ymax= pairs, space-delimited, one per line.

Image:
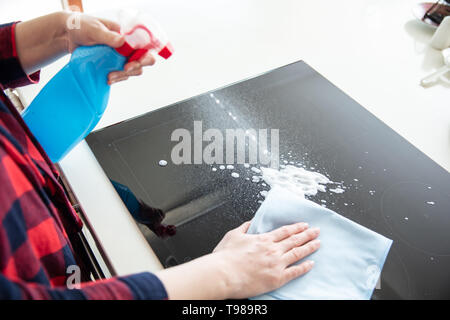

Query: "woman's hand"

xmin=156 ymin=221 xmax=320 ymax=300
xmin=15 ymin=12 xmax=155 ymax=83
xmin=63 ymin=12 xmax=156 ymax=85
xmin=213 ymin=221 xmax=320 ymax=299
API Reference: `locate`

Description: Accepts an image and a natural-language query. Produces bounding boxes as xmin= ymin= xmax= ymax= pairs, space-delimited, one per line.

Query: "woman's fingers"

xmin=98 ymin=18 xmax=122 ymax=33
xmin=124 ymin=61 xmax=141 ymax=72
xmin=237 ymin=221 xmax=252 ymax=233
xmin=107 ymin=44 xmax=156 ymax=84
xmin=108 ymin=52 xmax=156 ymax=82
xmin=138 ymin=52 xmax=156 ymax=66
xmin=109 ymin=76 xmax=129 ymax=84
xmin=122 ymin=54 xmax=155 ymax=72
xmin=89 ymin=21 xmax=124 ymax=48
xmin=279 ymin=227 xmax=320 ymax=252
xmin=108 ymin=75 xmax=129 ymax=85
xmin=108 ymin=67 xmax=142 ymax=84
xmin=283 ymin=239 xmax=321 ymax=266
xmin=268 ymin=222 xmax=309 ymax=242
xmin=283 ymin=260 xmax=315 ymax=284
xmin=124 ymin=66 xmax=143 ymax=76
xmin=96 ymin=18 xmax=124 ymax=48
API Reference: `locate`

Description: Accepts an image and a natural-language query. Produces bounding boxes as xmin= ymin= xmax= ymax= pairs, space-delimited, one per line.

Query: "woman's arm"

xmin=15 ymin=12 xmax=75 ymax=74
xmin=156 ymin=221 xmax=320 ymax=299
xmin=11 ymin=12 xmax=321 ymax=300
xmin=14 ymin=12 xmax=154 ymax=84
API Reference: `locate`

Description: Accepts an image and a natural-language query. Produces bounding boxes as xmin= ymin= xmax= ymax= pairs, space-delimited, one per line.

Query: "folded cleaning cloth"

xmin=248 ymin=186 xmax=393 ymax=300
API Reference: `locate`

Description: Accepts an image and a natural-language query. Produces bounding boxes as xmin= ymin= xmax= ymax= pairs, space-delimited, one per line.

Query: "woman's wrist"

xmin=15 ymin=12 xmax=71 ymax=73
xmin=155 ymin=251 xmax=234 ymax=300
xmin=55 ymin=11 xmax=71 ymax=54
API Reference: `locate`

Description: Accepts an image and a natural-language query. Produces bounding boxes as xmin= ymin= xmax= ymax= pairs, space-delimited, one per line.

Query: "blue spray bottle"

xmin=22 ymin=21 xmax=173 ymax=162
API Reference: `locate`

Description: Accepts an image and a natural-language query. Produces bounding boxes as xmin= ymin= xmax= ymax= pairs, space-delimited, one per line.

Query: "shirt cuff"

xmin=118 ymin=272 xmax=168 ymax=300
xmin=0 ymin=22 xmax=40 ymax=89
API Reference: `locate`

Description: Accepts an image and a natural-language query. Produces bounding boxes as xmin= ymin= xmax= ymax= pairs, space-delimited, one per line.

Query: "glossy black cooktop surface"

xmin=86 ymin=61 xmax=450 ymax=299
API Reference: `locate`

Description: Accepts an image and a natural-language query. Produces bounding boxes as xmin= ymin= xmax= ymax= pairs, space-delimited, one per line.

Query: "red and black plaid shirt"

xmin=0 ymin=22 xmax=167 ymax=299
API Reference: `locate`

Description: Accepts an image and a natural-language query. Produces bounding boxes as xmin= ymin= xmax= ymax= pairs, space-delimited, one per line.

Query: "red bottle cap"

xmin=115 ymin=24 xmax=173 ymax=62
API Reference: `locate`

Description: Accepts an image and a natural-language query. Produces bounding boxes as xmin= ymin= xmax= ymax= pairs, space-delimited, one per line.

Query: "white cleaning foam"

xmin=329 ymin=187 xmax=345 ymax=194
xmin=251 ymin=167 xmax=261 ymax=174
xmin=259 ymin=165 xmax=334 ymax=198
xmin=158 ymin=160 xmax=168 ymax=167
xmin=251 ymin=176 xmax=260 ymax=183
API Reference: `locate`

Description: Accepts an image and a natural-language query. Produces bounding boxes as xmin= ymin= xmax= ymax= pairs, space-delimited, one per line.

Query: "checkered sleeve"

xmin=0 ymin=122 xmax=168 ymax=300
xmin=0 ymin=22 xmax=40 ymax=88
xmin=0 ymin=272 xmax=168 ymax=300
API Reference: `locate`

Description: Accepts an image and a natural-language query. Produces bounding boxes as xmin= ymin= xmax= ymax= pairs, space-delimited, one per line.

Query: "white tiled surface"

xmin=6 ymin=0 xmax=450 ymax=276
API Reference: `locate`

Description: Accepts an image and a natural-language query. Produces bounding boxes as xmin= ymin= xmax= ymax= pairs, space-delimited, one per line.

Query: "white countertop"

xmin=8 ymin=0 xmax=450 ymax=276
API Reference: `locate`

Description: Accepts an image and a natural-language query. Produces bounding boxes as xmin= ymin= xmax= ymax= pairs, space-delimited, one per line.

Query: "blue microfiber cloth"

xmin=248 ymin=186 xmax=393 ymax=300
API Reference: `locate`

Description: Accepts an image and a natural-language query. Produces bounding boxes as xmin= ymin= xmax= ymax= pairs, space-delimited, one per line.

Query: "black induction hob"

xmin=86 ymin=61 xmax=450 ymax=299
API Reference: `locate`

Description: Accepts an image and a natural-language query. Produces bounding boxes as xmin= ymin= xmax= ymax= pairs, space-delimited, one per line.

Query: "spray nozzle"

xmin=115 ymin=21 xmax=173 ymax=61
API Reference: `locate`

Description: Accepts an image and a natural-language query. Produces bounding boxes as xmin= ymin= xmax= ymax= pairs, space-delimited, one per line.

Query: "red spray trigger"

xmin=116 ymin=24 xmax=173 ymax=62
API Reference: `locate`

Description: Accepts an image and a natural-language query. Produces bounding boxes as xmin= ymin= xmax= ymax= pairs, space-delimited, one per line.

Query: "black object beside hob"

xmin=86 ymin=61 xmax=450 ymax=299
